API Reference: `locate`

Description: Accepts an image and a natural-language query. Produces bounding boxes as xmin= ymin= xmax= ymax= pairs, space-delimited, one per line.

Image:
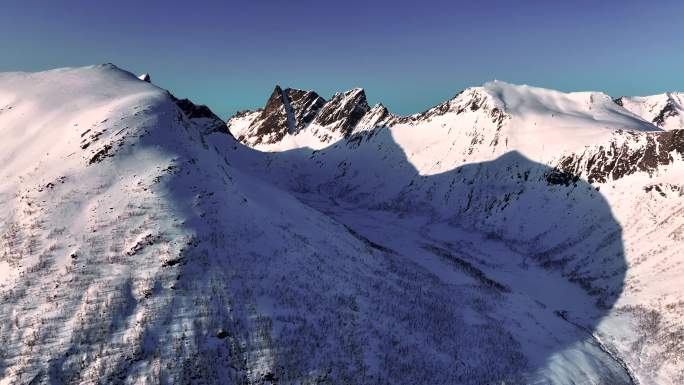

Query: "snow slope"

xmin=229 ymin=81 xmax=659 ymax=155
xmin=1 ymin=66 xmax=683 ymax=385
xmin=0 ymin=65 xmax=438 ymax=384
xmin=0 ymin=65 xmax=544 ymax=385
xmin=230 ymin=81 xmax=684 ymax=384
xmin=616 ymin=92 xmax=684 ymax=130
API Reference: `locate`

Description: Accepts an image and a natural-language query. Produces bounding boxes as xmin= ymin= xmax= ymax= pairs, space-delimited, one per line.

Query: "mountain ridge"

xmin=228 ymin=80 xmax=675 ymax=153
xmin=1 ymin=64 xmax=683 ymax=384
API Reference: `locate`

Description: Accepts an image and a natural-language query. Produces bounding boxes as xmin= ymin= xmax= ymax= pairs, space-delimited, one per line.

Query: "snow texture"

xmin=0 ymin=65 xmax=683 ymax=385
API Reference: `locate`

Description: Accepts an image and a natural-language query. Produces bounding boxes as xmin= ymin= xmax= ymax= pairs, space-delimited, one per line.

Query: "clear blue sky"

xmin=1 ymin=0 xmax=683 ymax=118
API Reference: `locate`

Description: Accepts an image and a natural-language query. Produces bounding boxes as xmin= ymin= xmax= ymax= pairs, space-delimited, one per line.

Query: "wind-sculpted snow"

xmin=0 ymin=65 xmax=681 ymax=385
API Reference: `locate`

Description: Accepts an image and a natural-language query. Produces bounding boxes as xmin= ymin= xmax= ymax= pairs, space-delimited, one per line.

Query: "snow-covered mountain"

xmin=228 ymin=81 xmax=684 ymax=384
xmin=615 ymin=92 xmax=684 ymax=131
xmin=1 ymin=65 xmax=683 ymax=385
xmin=228 ymin=86 xmax=391 ymax=149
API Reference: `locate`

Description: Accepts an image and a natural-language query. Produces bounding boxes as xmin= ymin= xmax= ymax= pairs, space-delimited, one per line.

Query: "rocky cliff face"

xmin=170 ymin=93 xmax=229 ymax=135
xmin=228 ymin=86 xmax=392 ymax=148
xmin=548 ymin=129 xmax=684 ymax=185
xmin=310 ymin=88 xmax=370 ymax=136
xmin=230 ymin=86 xmax=326 ymax=146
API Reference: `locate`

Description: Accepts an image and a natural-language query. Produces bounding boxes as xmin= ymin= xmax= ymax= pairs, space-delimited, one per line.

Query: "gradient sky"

xmin=1 ymin=0 xmax=683 ymax=118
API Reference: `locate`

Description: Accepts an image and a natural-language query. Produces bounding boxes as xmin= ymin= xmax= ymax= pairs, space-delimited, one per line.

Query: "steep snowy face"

xmin=616 ymin=93 xmax=684 ymax=130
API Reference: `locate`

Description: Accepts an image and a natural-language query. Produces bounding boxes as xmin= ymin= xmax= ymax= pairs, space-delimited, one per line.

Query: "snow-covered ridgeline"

xmin=230 ymin=80 xmax=684 ymax=384
xmin=0 ymin=64 xmax=683 ymax=384
xmin=616 ymin=92 xmax=684 ymax=131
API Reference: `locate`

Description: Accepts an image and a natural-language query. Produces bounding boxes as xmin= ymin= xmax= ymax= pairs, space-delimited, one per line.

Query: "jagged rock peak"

xmin=398 ymin=85 xmax=507 ymax=126
xmin=243 ymin=85 xmax=326 ymax=145
xmin=228 ymin=85 xmax=381 ymax=146
xmin=282 ymin=87 xmax=327 ymax=132
xmin=246 ymin=85 xmax=291 ymax=144
xmin=312 ymin=88 xmax=370 ymax=137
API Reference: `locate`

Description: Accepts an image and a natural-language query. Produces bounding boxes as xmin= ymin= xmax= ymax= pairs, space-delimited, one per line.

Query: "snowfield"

xmin=0 ymin=65 xmax=683 ymax=385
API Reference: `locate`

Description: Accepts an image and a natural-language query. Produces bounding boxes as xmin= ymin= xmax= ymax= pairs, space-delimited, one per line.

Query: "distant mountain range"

xmin=229 ymin=81 xmax=683 ymax=149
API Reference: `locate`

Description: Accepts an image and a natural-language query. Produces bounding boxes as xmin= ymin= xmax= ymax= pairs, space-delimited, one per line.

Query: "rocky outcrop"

xmin=227 ymin=85 xmax=511 ymax=148
xmin=248 ymin=86 xmax=292 ymax=144
xmin=547 ymin=129 xmax=684 ymax=185
xmin=394 ymin=87 xmax=506 ymax=128
xmin=653 ymin=98 xmax=680 ymax=127
xmin=229 ymin=86 xmax=381 ymax=146
xmin=615 ymin=93 xmax=684 ymax=130
xmin=285 ymin=88 xmax=326 ymax=132
xmin=311 ymin=88 xmax=370 ymax=136
xmin=169 ymin=93 xmax=230 ymax=135
xmin=235 ymin=86 xmax=326 ymax=145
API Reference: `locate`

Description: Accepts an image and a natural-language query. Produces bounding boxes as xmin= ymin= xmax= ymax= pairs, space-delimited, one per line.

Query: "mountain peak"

xmin=311 ymin=87 xmax=370 ymax=137
xmin=616 ymin=92 xmax=684 ymax=130
xmin=227 ymin=80 xmax=677 ymax=151
xmin=3 ymin=65 xmax=684 ymax=384
xmin=227 ymin=85 xmax=376 ymax=147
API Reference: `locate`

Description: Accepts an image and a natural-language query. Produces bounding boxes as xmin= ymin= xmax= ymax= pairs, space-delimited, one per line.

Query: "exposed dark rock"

xmin=230 ymin=85 xmax=513 ymax=146
xmin=263 ymin=372 xmax=278 ymax=383
xmin=232 ymin=109 xmax=262 ymax=119
xmin=138 ymin=73 xmax=151 ymax=83
xmin=548 ymin=129 xmax=684 ymax=184
xmin=216 ymin=329 xmax=229 ymax=339
xmin=88 ymin=144 xmax=113 ymax=165
xmin=396 ymin=89 xmax=507 ymax=129
xmin=168 ymin=93 xmax=230 ymax=135
xmin=653 ymin=99 xmax=679 ymax=127
xmin=396 ymin=90 xmax=465 ymax=125
xmin=232 ymin=86 xmax=374 ymax=144
xmin=312 ymin=88 xmax=370 ymax=137
xmin=370 ymin=104 xmax=390 ymax=122
xmin=545 ymin=168 xmax=580 ymax=186
xmin=358 ymin=104 xmax=393 ymax=129
xmin=284 ymin=88 xmax=326 ymax=132
xmin=644 ymin=183 xmax=682 ymax=197
xmin=248 ymin=85 xmax=292 ymax=144
xmin=162 ymin=257 xmax=183 ymax=267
